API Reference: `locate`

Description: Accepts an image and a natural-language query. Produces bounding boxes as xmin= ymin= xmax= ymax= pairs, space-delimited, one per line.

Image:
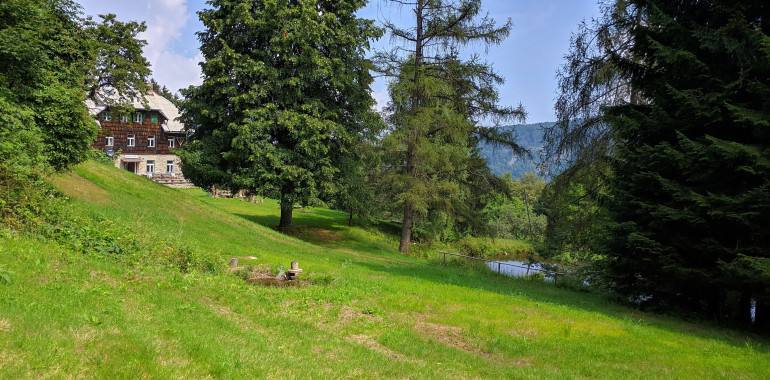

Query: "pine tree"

xmin=375 ymin=0 xmax=525 ymax=253
xmin=179 ymin=0 xmax=381 ymax=228
xmin=604 ymin=0 xmax=770 ymax=329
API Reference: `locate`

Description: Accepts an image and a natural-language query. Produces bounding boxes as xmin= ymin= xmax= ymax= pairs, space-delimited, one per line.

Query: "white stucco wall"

xmin=114 ymin=153 xmax=184 ymax=178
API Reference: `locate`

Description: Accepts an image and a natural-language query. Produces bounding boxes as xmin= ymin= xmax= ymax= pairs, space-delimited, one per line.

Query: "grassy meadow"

xmin=0 ymin=160 xmax=768 ymax=379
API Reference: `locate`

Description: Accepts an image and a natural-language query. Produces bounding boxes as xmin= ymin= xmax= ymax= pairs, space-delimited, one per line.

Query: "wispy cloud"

xmin=79 ymin=0 xmax=203 ymax=93
xmin=371 ymin=88 xmax=389 ymax=112
xmin=139 ymin=0 xmax=202 ymax=92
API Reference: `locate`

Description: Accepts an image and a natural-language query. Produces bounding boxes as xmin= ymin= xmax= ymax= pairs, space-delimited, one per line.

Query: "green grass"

xmin=0 ymin=160 xmax=768 ymax=379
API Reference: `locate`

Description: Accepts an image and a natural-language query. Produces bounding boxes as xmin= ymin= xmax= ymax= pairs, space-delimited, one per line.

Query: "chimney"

xmin=146 ymin=82 xmax=154 ymax=95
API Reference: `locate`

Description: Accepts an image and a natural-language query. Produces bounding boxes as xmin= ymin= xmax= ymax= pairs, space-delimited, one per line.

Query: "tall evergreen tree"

xmin=604 ymin=0 xmax=770 ymax=329
xmin=375 ymin=0 xmax=525 ymax=253
xmin=85 ymin=13 xmax=151 ymax=108
xmin=179 ymin=0 xmax=381 ymax=228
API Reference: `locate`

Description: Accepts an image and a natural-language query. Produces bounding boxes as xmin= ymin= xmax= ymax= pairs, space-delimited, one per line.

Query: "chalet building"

xmin=86 ymin=87 xmax=190 ymax=187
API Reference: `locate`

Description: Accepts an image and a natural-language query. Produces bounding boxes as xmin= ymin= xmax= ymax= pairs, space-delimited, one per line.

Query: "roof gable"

xmin=86 ymin=88 xmax=184 ymax=133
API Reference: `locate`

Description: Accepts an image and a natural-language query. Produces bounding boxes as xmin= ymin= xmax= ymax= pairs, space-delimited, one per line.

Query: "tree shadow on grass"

xmin=227 ymin=203 xmax=768 ymax=351
xmin=234 ymin=210 xmax=402 ymax=243
xmin=354 ymin=258 xmax=770 ymax=352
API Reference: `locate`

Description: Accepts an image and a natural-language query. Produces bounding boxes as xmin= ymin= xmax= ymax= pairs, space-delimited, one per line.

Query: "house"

xmin=86 ymin=86 xmax=191 ymax=187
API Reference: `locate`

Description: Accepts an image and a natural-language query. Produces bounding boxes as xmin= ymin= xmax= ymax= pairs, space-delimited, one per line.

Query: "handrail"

xmin=437 ymin=250 xmax=567 ymax=281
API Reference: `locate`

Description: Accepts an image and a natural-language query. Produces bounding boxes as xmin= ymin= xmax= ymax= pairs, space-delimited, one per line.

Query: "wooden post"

xmin=498 ymin=262 xmax=501 ymax=274
xmin=230 ymin=257 xmax=238 ymax=268
xmin=526 ymin=263 xmax=531 ymax=275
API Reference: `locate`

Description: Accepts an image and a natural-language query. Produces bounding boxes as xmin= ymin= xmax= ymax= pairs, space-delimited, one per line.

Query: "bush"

xmin=87 ymin=148 xmax=115 ymax=165
xmin=524 ymin=272 xmax=545 ymax=282
xmin=453 ymin=237 xmax=537 ymax=259
xmin=41 ymin=214 xmax=141 ymax=257
xmin=455 ymin=238 xmax=497 ymax=258
xmin=153 ymin=242 xmax=223 ymax=274
xmin=34 ymin=198 xmax=223 ymax=275
xmin=0 ymin=95 xmax=50 ymax=230
xmin=555 ymin=273 xmax=589 ymax=292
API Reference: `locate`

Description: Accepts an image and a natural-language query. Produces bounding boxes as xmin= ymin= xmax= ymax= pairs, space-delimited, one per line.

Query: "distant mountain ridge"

xmin=479 ymin=122 xmax=555 ymax=179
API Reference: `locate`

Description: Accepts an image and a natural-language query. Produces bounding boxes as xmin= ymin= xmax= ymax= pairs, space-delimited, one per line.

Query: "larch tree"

xmin=539 ymin=0 xmax=641 ymax=263
xmin=375 ymin=0 xmax=525 ymax=253
xmin=179 ymin=0 xmax=381 ymax=229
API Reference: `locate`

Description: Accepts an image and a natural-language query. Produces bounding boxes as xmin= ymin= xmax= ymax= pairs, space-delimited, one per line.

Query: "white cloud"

xmin=79 ymin=0 xmax=202 ymax=93
xmin=371 ymin=88 xmax=389 ymax=112
xmin=152 ymin=51 xmax=203 ymax=93
xmin=135 ymin=0 xmax=200 ymax=93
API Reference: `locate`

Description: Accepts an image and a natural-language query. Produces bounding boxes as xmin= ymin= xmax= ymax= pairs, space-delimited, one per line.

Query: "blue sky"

xmin=78 ymin=0 xmax=600 ymax=123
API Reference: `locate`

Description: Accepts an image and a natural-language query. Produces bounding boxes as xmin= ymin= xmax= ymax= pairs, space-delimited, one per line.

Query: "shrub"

xmin=525 ymin=272 xmax=545 ymax=282
xmin=153 ymin=242 xmax=222 ymax=274
xmin=455 ymin=238 xmax=496 ymax=258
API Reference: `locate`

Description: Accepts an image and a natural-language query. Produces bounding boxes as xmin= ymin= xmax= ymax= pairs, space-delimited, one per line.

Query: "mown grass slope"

xmin=0 ymin=160 xmax=767 ymax=379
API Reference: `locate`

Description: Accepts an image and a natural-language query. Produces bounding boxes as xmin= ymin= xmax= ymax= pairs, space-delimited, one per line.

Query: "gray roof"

xmin=85 ymin=88 xmax=184 ymax=133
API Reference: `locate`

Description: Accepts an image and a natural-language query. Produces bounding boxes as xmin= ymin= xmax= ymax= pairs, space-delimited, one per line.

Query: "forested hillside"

xmin=479 ymin=123 xmax=554 ymax=179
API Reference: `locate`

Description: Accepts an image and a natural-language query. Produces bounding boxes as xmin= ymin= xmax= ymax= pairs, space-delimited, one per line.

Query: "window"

xmin=168 ymin=138 xmax=175 ymax=148
xmin=150 ymin=114 xmax=158 ymax=124
xmin=166 ymin=160 xmax=174 ymax=174
xmin=127 ymin=134 xmax=135 ymax=147
xmin=105 ymin=136 xmax=114 ymax=146
xmin=146 ymin=160 xmax=155 ymax=175
xmin=101 ymin=112 xmax=112 ymax=121
xmin=148 ymin=135 xmax=155 ymax=148
xmin=133 ymin=113 xmax=144 ymax=123
xmin=120 ymin=114 xmax=128 ymax=123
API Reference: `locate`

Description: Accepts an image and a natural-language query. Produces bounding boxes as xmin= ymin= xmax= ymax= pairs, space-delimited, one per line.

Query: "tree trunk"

xmin=279 ymin=201 xmax=293 ymax=229
xmin=399 ymin=202 xmax=414 ymax=254
xmin=398 ymin=0 xmax=423 ymax=255
xmin=348 ymin=209 xmax=354 ymax=226
xmin=523 ymin=189 xmax=533 ymax=240
xmin=399 ymin=116 xmax=418 ymax=254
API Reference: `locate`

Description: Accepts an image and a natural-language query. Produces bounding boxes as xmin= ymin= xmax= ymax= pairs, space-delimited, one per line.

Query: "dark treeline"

xmin=542 ymin=0 xmax=770 ymax=331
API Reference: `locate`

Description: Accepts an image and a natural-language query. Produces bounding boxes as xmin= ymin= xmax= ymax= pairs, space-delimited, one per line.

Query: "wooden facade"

xmin=92 ymin=110 xmax=184 ymax=154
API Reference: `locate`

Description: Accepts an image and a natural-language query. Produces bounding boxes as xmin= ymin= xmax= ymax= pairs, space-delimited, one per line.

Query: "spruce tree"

xmin=604 ymin=0 xmax=770 ymax=329
xmin=179 ymin=0 xmax=381 ymax=228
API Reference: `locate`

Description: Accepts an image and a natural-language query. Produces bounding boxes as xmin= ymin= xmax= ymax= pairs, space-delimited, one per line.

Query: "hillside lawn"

xmin=0 ymin=160 xmax=767 ymax=378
